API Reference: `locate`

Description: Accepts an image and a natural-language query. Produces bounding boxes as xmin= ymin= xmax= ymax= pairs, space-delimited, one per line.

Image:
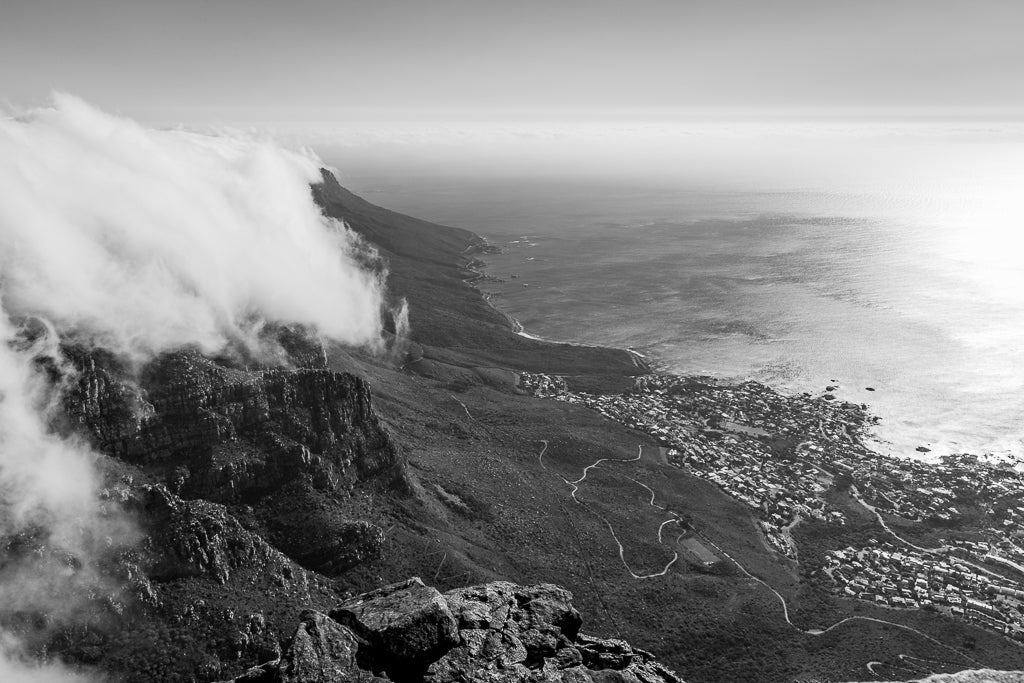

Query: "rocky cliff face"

xmin=228 ymin=577 xmax=684 ymax=683
xmin=138 ymin=483 xmax=310 ymax=587
xmin=7 ymin=328 xmax=416 ymax=680
xmin=63 ymin=336 xmax=403 ymax=504
xmin=56 ymin=331 xmax=408 ymax=582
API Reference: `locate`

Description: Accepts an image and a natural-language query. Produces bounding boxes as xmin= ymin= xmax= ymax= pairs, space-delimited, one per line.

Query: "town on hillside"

xmin=519 ymin=371 xmax=1024 ymax=640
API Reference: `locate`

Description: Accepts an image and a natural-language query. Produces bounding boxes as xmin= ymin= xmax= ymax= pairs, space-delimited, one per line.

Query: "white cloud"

xmin=0 ymin=93 xmax=386 ymax=358
xmin=0 ymin=94 xmax=390 ymax=678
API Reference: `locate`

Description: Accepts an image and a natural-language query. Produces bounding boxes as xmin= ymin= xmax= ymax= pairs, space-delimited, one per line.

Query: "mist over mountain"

xmin=1 ymin=98 xmax=1023 ymax=683
xmin=0 ymin=94 xmax=388 ymax=356
xmin=0 ymin=96 xmax=392 ymax=680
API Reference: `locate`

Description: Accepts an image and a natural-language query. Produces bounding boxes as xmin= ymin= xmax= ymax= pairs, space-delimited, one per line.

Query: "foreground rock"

xmin=228 ymin=577 xmax=683 ymax=683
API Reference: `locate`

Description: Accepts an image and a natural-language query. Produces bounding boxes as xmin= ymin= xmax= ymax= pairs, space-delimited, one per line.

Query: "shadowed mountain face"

xmin=59 ymin=335 xmax=404 ymax=582
xmin=5 ymin=326 xmax=408 ymax=680
xmin=0 ymin=171 xmax=666 ymax=683
xmin=11 ymin=173 xmax=1023 ymax=683
xmin=64 ymin=342 xmax=401 ymax=505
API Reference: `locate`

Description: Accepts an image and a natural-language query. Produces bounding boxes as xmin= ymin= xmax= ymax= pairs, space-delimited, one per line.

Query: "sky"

xmin=2 ymin=0 xmax=1023 ymax=125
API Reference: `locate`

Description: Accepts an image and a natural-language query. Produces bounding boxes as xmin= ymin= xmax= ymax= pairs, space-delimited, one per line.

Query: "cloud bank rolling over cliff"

xmin=0 ymin=95 xmax=389 ymax=677
xmin=0 ymin=93 xmax=386 ymax=356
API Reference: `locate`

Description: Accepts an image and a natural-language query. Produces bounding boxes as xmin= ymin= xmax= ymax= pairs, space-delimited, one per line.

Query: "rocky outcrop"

xmin=332 ymin=578 xmax=460 ymax=674
xmin=226 ymin=578 xmax=683 ymax=683
xmin=138 ymin=484 xmax=308 ymax=586
xmin=63 ymin=341 xmax=403 ymax=502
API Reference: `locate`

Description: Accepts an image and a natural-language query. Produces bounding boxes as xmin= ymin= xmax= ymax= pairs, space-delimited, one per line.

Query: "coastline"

xmin=326 ymin=178 xmax=1024 ymax=679
xmin=463 ymin=233 xmax=1024 ymax=490
xmin=462 ymin=234 xmax=1024 ymax=467
xmin=463 ymin=237 xmax=653 ymax=373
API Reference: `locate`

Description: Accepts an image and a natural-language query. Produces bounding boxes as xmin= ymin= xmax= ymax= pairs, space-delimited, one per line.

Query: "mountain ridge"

xmin=5 ymin=172 xmax=1023 ymax=682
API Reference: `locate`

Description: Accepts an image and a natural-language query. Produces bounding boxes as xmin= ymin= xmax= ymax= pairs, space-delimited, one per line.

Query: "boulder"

xmin=276 ymin=610 xmax=384 ymax=683
xmin=330 ymin=578 xmax=460 ymax=676
xmin=224 ymin=578 xmax=683 ymax=683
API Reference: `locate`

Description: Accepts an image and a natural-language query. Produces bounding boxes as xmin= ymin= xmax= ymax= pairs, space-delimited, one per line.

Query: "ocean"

xmin=317 ymin=122 xmax=1024 ymax=461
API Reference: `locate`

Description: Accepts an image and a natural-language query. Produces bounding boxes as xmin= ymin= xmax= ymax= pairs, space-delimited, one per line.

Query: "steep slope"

xmin=16 ymin=173 xmax=1024 ymax=683
xmin=313 ymin=170 xmax=640 ymax=376
xmin=64 ymin=341 xmax=402 ymax=507
xmin=304 ymin=174 xmax=1024 ymax=683
xmin=6 ymin=328 xmax=408 ymax=681
xmin=5 ymin=176 xmax=666 ymax=681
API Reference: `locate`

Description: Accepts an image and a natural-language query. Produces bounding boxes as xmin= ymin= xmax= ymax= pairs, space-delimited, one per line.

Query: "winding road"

xmin=542 ymin=442 xmax=679 ymax=579
xmin=534 ymin=442 xmax=981 ymax=668
xmin=564 ymin=446 xmax=642 ymax=503
xmin=851 ymin=487 xmax=1008 ymax=582
xmin=537 ymin=439 xmax=549 ymax=469
xmin=450 ymin=395 xmax=476 ymax=421
xmin=696 ymin=533 xmax=982 ymax=667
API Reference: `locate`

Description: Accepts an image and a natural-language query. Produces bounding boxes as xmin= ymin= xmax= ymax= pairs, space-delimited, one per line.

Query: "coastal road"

xmin=850 ymin=487 xmax=1008 ymax=581
xmin=698 ymin=532 xmax=983 ymax=667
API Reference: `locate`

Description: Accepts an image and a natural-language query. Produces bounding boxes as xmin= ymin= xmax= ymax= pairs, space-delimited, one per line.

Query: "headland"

xmin=318 ymin=171 xmax=1024 ymax=681
xmin=13 ymin=171 xmax=1024 ymax=683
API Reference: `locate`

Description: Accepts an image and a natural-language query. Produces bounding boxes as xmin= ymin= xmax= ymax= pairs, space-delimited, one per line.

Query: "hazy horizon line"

xmin=119 ymin=104 xmax=1024 ymax=129
xmin=7 ymin=92 xmax=1022 ymax=129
